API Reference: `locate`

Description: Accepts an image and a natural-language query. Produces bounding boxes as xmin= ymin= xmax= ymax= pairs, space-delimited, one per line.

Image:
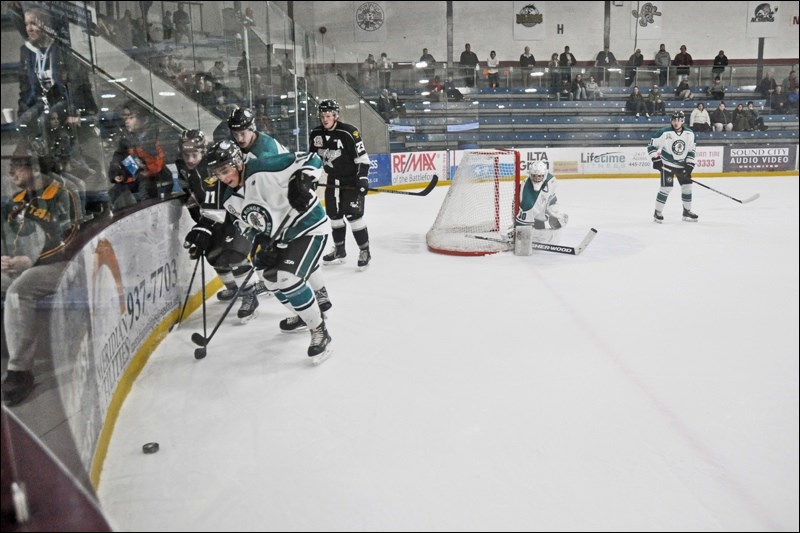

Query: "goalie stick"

xmin=468 ymin=228 xmax=598 ymax=256
xmin=691 ymin=179 xmax=760 ymax=204
xmin=318 ymin=175 xmax=438 ymax=196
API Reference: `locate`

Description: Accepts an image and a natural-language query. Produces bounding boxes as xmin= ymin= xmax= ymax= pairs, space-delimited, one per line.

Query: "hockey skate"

xmin=236 ymin=285 xmax=259 ymax=323
xmin=308 ymin=321 xmax=332 ymax=365
xmin=682 ymin=208 xmax=698 ymax=222
xmin=315 ymin=287 xmax=332 ymax=314
xmin=357 ymin=248 xmax=371 ymax=271
xmin=653 ymin=210 xmax=664 ymax=224
xmin=322 ymin=244 xmax=346 ymax=265
xmin=216 ymin=283 xmax=239 ymax=301
xmin=280 ymin=288 xmax=332 ymax=333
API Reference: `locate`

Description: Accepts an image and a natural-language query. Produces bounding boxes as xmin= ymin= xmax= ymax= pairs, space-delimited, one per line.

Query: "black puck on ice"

xmin=142 ymin=442 xmax=160 ymax=454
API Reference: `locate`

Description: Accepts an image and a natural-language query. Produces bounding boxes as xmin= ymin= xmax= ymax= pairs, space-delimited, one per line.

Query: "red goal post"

xmin=426 ymin=149 xmax=522 ymax=256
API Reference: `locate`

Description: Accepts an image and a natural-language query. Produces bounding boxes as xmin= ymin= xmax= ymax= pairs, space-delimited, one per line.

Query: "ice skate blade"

xmin=309 ymin=347 xmax=333 ymax=366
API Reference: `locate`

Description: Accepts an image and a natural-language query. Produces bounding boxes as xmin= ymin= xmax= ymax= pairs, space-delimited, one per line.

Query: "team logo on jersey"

xmin=671 ymin=139 xmax=686 ymax=156
xmin=322 ymin=148 xmax=342 ymax=167
xmin=313 ymin=136 xmax=323 ymax=147
xmin=353 ymin=130 xmax=360 ymax=138
xmin=241 ymin=204 xmax=273 ymax=234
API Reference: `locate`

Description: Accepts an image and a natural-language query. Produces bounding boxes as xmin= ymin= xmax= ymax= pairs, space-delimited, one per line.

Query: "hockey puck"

xmin=142 ymin=442 xmax=159 ymax=454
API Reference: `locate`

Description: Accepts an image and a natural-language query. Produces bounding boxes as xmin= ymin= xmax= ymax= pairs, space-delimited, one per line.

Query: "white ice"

xmin=98 ymin=176 xmax=799 ymax=532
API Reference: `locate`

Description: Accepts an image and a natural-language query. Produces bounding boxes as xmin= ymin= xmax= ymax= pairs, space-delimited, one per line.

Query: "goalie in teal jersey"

xmin=647 ymin=110 xmax=699 ymax=223
xmin=514 ymin=160 xmax=568 ymax=243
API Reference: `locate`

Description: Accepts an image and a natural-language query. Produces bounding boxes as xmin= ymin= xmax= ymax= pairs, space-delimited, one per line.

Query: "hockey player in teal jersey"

xmin=514 ymin=160 xmax=568 ymax=242
xmin=647 ymin=110 xmax=698 ymax=223
xmin=227 ymin=106 xmax=288 ymax=160
xmin=206 ymin=140 xmax=333 ymax=364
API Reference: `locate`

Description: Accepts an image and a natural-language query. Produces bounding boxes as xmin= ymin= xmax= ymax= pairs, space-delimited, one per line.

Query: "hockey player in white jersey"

xmin=514 ymin=160 xmax=568 ymax=243
xmin=205 ymin=140 xmax=333 ymax=364
xmin=647 ymin=110 xmax=698 ymax=223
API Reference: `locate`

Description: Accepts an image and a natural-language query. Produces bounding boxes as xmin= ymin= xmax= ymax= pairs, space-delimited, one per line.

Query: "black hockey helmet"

xmin=205 ymin=140 xmax=243 ymax=170
xmin=318 ymin=99 xmax=340 ymax=119
xmin=671 ymin=110 xmax=685 ymax=121
xmin=179 ymin=129 xmax=206 ymax=153
xmin=227 ymin=107 xmax=256 ymax=131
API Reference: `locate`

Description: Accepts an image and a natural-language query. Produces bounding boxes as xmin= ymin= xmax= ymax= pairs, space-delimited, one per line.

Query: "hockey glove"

xmin=357 ymin=177 xmax=370 ymax=196
xmin=253 ymin=242 xmax=287 ymax=272
xmin=288 ymin=170 xmax=314 ymax=212
xmin=651 ymin=156 xmax=663 ymax=171
xmin=683 ymin=162 xmax=695 ymax=179
xmin=184 ymin=224 xmax=214 ymax=255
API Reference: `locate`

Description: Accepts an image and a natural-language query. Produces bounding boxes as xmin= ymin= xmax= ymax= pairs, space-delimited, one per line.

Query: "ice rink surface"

xmin=98 ymin=176 xmax=799 ymax=531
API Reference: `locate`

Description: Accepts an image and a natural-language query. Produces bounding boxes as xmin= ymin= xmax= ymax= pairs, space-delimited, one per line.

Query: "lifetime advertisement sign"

xmin=724 ymin=146 xmax=796 ymax=172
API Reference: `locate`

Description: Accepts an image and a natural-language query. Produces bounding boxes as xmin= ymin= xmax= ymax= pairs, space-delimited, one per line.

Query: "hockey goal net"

xmin=426 ymin=149 xmax=521 ymax=256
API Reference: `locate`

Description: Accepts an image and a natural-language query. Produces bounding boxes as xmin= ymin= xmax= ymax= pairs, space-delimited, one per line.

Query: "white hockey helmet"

xmin=529 ymin=160 xmax=548 ymax=183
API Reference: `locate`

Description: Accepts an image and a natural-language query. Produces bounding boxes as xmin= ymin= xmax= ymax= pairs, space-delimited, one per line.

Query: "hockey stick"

xmin=468 ymin=228 xmax=598 ymax=256
xmin=191 ymin=213 xmax=291 ymax=359
xmin=169 ymin=255 xmax=201 ymax=332
xmin=691 ymin=179 xmax=760 ymax=204
xmin=318 ymin=175 xmax=438 ymax=196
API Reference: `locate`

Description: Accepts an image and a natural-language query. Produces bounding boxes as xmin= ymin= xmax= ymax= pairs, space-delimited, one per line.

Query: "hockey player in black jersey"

xmin=177 ymin=129 xmax=263 ymax=321
xmin=309 ymin=99 xmax=373 ymax=270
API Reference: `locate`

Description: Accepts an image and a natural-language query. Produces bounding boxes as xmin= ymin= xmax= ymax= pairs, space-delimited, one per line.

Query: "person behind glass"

xmin=571 ymin=73 xmax=587 ymax=101
xmin=557 ymin=79 xmax=573 ymax=101
xmin=648 ymin=110 xmax=698 ymax=223
xmin=378 ymin=52 xmax=393 ymax=89
xmin=548 ymin=52 xmax=561 ymax=95
xmin=519 ymin=46 xmax=535 ymax=86
xmin=584 ymin=75 xmax=601 ymax=100
xmin=426 ymin=75 xmax=445 ymax=101
xmin=444 ymin=76 xmax=463 ymax=102
xmin=675 ymin=76 xmax=693 ymax=100
xmin=107 ymin=100 xmax=173 ymax=208
xmin=593 ymin=45 xmax=618 ymax=86
xmin=712 ymin=50 xmax=728 ymax=80
xmin=377 ymin=88 xmax=393 ymax=120
xmin=173 ymin=2 xmax=190 ymax=44
xmin=672 ymin=45 xmax=693 ymax=80
xmin=757 ymin=71 xmax=777 ymax=99
xmin=710 ymin=101 xmax=733 ymax=132
xmin=360 ymin=53 xmax=377 ymax=89
xmin=1 ymin=141 xmax=79 ymax=406
xmin=689 ymin=102 xmax=712 ymax=132
xmin=654 ymin=43 xmax=671 ymax=86
xmin=559 ymin=46 xmax=576 ymax=85
xmin=782 ymin=70 xmax=798 ymax=93
xmin=769 ymin=85 xmax=788 ymax=114
xmin=647 ymin=84 xmax=665 ymax=116
xmin=625 ymin=86 xmax=646 ymax=117
xmin=707 ymin=77 xmax=725 ymax=100
xmin=625 ymin=49 xmax=644 ymax=87
xmin=309 ymin=100 xmax=373 ymax=270
xmin=486 ymin=50 xmax=500 ymax=89
xmin=420 ymin=47 xmax=436 ymax=80
xmin=162 ymin=10 xmax=173 ymax=41
xmin=732 ymin=103 xmax=750 ymax=131
xmin=459 ymin=43 xmax=479 ymax=87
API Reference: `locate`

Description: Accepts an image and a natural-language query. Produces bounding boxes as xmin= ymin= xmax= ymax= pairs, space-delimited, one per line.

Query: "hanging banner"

xmin=354 ymin=1 xmax=387 ymax=42
xmin=746 ymin=1 xmax=781 ymax=37
xmin=630 ymin=1 xmax=663 ymax=39
xmin=513 ymin=2 xmax=547 ymax=41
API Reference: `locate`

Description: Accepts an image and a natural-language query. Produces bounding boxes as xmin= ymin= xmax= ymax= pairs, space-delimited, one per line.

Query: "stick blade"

xmin=191 ymin=332 xmax=207 ymax=346
xmin=194 ymin=347 xmax=207 ymax=360
xmin=741 ymin=193 xmax=760 ymax=204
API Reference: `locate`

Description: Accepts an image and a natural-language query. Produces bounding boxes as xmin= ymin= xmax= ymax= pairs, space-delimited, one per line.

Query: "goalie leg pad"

xmin=514 ymin=226 xmax=533 ymax=256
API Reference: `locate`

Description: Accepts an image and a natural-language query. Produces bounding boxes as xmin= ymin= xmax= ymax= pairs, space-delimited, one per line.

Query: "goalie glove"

xmin=184 ymin=223 xmax=214 ymax=255
xmin=651 ymin=156 xmax=663 ymax=170
xmin=288 ymin=170 xmax=315 ymax=212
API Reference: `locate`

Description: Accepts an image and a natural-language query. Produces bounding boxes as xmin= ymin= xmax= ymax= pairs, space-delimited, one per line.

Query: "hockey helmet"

xmin=227 ymin=107 xmax=256 ymax=131
xmin=529 ymin=160 xmax=548 ymax=183
xmin=179 ymin=129 xmax=207 ymax=153
xmin=318 ymin=99 xmax=340 ymax=119
xmin=671 ymin=110 xmax=685 ymax=122
xmin=205 ymin=140 xmax=243 ymax=171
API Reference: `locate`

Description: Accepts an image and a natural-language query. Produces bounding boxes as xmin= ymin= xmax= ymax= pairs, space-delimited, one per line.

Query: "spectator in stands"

xmin=672 ymin=45 xmax=693 ymax=79
xmin=548 ymin=52 xmax=561 ymax=95
xmin=459 ymin=43 xmax=479 ymax=87
xmin=593 ymin=46 xmax=618 ymax=86
xmin=744 ymin=101 xmax=767 ymax=130
xmin=654 ymin=44 xmax=671 ymax=86
xmin=209 ymin=60 xmax=226 ymax=91
xmin=710 ymin=101 xmax=733 ymax=132
xmin=557 ymin=79 xmax=573 ymax=101
xmin=732 ymin=103 xmax=750 ymax=131
xmin=390 ymin=92 xmax=405 ymax=117
xmin=361 ymin=53 xmax=377 ymax=89
xmin=712 ymin=50 xmax=728 ymax=79
xmin=419 ymin=48 xmax=436 ymax=79
xmin=519 ymin=46 xmax=536 ymax=86
xmin=647 ymin=84 xmax=666 ymax=116
xmin=378 ymin=52 xmax=393 ymax=89
xmin=173 ymin=3 xmax=191 ymax=44
xmin=690 ymin=102 xmax=712 ymax=132
xmin=1 ymin=141 xmax=78 ymax=406
xmin=769 ymin=85 xmax=788 ymax=114
xmin=96 ymin=13 xmax=116 ymax=41
xmin=707 ymin=77 xmax=725 ymax=100
xmin=571 ymin=73 xmax=587 ymax=101
xmin=757 ymin=71 xmax=777 ymax=99
xmin=625 ymin=86 xmax=647 ymax=117
xmin=427 ymin=75 xmax=445 ymax=101
xmin=377 ymin=89 xmax=393 ymax=121
xmin=116 ymin=10 xmax=134 ymax=49
xmin=162 ymin=10 xmax=173 ymax=41
xmin=787 ymin=87 xmax=799 ymax=115
xmin=486 ymin=50 xmax=500 ymax=89
xmin=675 ymin=76 xmax=693 ymax=100
xmin=559 ymin=46 xmax=577 ymax=85
xmin=585 ymin=75 xmax=601 ymax=101
xmin=625 ymin=49 xmax=644 ymax=87
xmin=445 ymin=76 xmax=463 ymax=102
xmin=782 ymin=70 xmax=797 ymax=93
xmin=107 ymin=100 xmax=173 ymax=208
